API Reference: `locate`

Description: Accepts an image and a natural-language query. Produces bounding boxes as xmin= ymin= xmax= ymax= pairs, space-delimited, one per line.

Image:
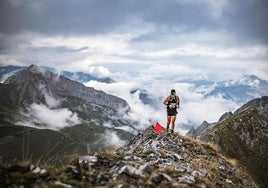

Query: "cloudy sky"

xmin=1 ymin=0 xmax=268 ymax=133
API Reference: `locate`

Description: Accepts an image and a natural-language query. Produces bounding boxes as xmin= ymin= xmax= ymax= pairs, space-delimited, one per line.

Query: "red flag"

xmin=154 ymin=122 xmax=164 ymax=134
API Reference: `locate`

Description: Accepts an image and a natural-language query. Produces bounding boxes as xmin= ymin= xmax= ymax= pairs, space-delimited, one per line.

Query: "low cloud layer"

xmin=84 ymin=73 xmax=240 ymax=135
xmin=19 ymin=103 xmax=80 ymax=130
xmin=103 ymin=130 xmax=126 ymax=147
xmin=16 ymin=90 xmax=80 ymax=130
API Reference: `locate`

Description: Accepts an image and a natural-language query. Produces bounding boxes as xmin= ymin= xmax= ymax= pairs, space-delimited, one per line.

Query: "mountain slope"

xmin=0 ymin=123 xmax=134 ymax=166
xmin=3 ymin=64 xmax=127 ymax=109
xmin=0 ymin=64 xmax=137 ymax=165
xmin=0 ymin=125 xmax=78 ymax=165
xmin=188 ymin=96 xmax=268 ymax=187
xmin=0 ymin=126 xmax=257 ymax=187
xmin=0 ymin=64 xmax=135 ymax=130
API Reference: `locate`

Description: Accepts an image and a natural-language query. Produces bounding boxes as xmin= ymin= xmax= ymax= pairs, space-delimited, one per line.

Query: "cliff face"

xmin=0 ymin=126 xmax=257 ymax=187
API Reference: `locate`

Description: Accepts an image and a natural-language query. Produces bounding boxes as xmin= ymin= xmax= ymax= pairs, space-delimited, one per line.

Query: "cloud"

xmin=15 ymin=89 xmax=80 ymax=130
xmin=103 ymin=130 xmax=126 ymax=147
xmin=86 ymin=66 xmax=111 ymax=78
xmin=16 ymin=103 xmax=80 ymax=130
xmin=84 ymin=66 xmax=241 ymax=135
xmin=145 ymin=44 xmax=268 ymax=59
xmin=1 ymin=0 xmax=267 ymax=43
xmin=0 ymin=68 xmax=23 ymax=83
xmin=38 ymin=84 xmax=61 ymax=108
xmin=185 ymin=0 xmax=229 ymax=18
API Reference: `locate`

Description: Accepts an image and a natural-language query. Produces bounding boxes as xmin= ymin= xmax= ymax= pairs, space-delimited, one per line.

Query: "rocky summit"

xmin=0 ymin=126 xmax=257 ymax=188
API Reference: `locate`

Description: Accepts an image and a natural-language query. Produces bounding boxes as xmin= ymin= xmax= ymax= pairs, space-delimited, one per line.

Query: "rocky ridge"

xmin=1 ymin=126 xmax=257 ymax=187
xmin=186 ymin=96 xmax=268 ymax=187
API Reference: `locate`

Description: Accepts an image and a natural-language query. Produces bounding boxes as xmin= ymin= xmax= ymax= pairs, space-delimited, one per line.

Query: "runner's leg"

xmin=171 ymin=115 xmax=176 ymax=133
xmin=167 ymin=115 xmax=171 ymax=130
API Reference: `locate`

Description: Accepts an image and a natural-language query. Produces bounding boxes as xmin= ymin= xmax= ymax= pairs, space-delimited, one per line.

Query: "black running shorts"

xmin=167 ymin=109 xmax=177 ymax=116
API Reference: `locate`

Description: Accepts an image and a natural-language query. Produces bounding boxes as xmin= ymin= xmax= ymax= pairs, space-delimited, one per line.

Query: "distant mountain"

xmin=204 ymin=75 xmax=268 ymax=103
xmin=130 ymin=75 xmax=268 ymax=110
xmin=3 ymin=64 xmax=125 ymax=109
xmin=0 ymin=126 xmax=257 ymax=187
xmin=187 ymin=96 xmax=268 ymax=187
xmin=0 ymin=65 xmax=27 ymax=82
xmin=0 ymin=65 xmax=114 ymax=84
xmin=186 ymin=120 xmax=216 ymax=138
xmin=179 ymin=75 xmax=268 ymax=103
xmin=1 ymin=65 xmax=267 ymax=105
xmin=0 ymin=64 xmax=137 ymax=165
xmin=130 ymin=89 xmax=157 ymax=106
xmin=60 ymin=71 xmax=115 ymax=83
xmin=186 ymin=112 xmax=233 ymax=138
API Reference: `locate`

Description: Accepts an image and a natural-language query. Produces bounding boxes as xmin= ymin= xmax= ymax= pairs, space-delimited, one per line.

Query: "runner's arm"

xmin=177 ymin=95 xmax=180 ymax=108
xmin=163 ymin=96 xmax=169 ymax=105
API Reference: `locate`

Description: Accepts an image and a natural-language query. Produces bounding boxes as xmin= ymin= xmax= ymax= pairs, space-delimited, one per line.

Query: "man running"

xmin=163 ymin=89 xmax=180 ymax=135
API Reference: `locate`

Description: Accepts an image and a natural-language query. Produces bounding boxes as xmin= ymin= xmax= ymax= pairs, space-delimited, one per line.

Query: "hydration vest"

xmin=167 ymin=95 xmax=179 ymax=109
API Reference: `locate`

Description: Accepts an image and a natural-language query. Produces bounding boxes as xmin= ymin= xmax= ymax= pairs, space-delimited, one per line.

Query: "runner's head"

xmin=171 ymin=89 xmax=176 ymax=95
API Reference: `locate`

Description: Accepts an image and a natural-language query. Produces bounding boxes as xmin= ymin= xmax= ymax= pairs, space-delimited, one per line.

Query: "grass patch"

xmin=157 ymin=166 xmax=182 ymax=178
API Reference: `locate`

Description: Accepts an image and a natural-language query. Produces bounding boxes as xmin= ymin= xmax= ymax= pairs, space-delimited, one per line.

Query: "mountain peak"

xmin=234 ymin=96 xmax=268 ymax=115
xmin=2 ymin=64 xmax=129 ymax=116
xmin=27 ymin=64 xmax=40 ymax=73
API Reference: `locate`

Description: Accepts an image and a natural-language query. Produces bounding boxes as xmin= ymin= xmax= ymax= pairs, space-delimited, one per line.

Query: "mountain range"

xmin=187 ymin=96 xmax=268 ymax=187
xmin=1 ymin=65 xmax=268 ymax=105
xmin=0 ymin=65 xmax=113 ymax=84
xmin=0 ymin=64 xmax=137 ymax=165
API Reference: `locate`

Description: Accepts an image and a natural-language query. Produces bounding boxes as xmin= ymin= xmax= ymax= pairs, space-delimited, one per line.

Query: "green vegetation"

xmin=203 ymin=107 xmax=268 ymax=187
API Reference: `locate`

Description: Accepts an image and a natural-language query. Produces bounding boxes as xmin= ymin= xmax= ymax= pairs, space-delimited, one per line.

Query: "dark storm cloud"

xmin=0 ymin=0 xmax=219 ymax=35
xmin=0 ymin=0 xmax=136 ymax=35
xmin=224 ymin=0 xmax=268 ymax=44
xmin=0 ymin=0 xmax=267 ymax=45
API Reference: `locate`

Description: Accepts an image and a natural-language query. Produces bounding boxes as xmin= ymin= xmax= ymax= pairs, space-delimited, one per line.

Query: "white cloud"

xmin=0 ymin=55 xmax=24 ymax=67
xmin=15 ymin=89 xmax=80 ymax=130
xmin=17 ymin=103 xmax=80 ymax=130
xmin=0 ymin=69 xmax=22 ymax=83
xmin=179 ymin=96 xmax=239 ymax=126
xmin=84 ymin=65 xmax=241 ymax=135
xmin=38 ymin=86 xmax=61 ymax=108
xmin=145 ymin=44 xmax=268 ymax=59
xmin=84 ymin=80 xmax=152 ymax=128
xmin=87 ymin=66 xmax=111 ymax=77
xmin=144 ymin=63 xmax=201 ymax=77
xmin=44 ymin=92 xmax=60 ymax=108
xmin=103 ymin=121 xmax=113 ymax=128
xmin=103 ymin=130 xmax=126 ymax=147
